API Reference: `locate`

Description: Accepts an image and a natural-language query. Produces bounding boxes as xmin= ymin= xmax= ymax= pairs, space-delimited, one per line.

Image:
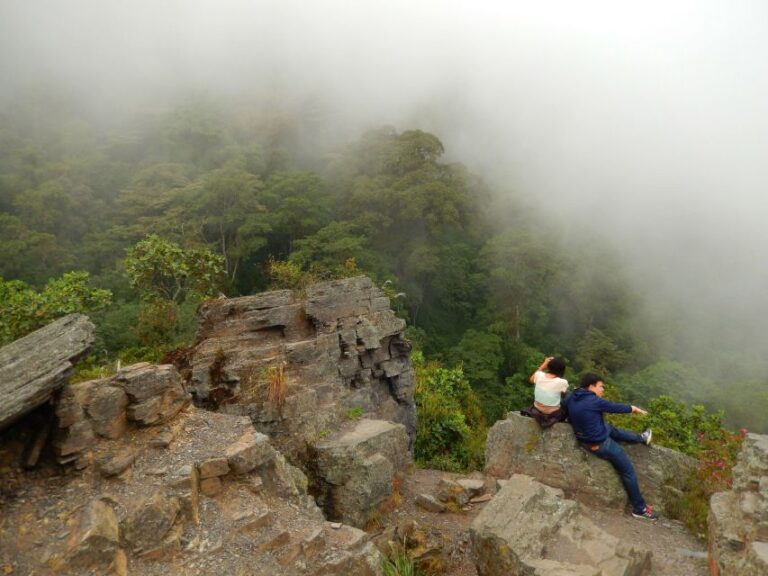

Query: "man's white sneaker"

xmin=640 ymin=429 xmax=652 ymax=446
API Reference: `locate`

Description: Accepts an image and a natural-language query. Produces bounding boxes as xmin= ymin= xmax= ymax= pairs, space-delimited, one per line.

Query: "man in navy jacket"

xmin=565 ymin=372 xmax=657 ymax=520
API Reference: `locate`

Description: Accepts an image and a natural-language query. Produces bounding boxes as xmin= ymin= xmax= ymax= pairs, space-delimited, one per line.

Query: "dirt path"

xmin=387 ymin=468 xmax=709 ymax=576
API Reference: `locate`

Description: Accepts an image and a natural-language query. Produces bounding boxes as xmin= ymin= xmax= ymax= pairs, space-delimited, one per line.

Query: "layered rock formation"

xmin=177 ymin=276 xmax=415 ymax=526
xmin=0 ymin=313 xmax=95 ymax=431
xmin=709 ymin=432 xmax=768 ymax=575
xmin=55 ymin=363 xmax=188 ymax=466
xmin=182 ymin=277 xmax=415 ymax=454
xmin=2 ymin=363 xmax=385 ymax=575
xmin=485 ymin=412 xmax=695 ymax=514
xmin=470 ymin=474 xmax=651 ymax=575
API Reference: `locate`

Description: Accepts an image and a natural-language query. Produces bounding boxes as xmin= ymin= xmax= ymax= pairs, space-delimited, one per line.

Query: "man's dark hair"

xmin=580 ymin=372 xmax=604 ymax=389
xmin=546 ymin=357 xmax=566 ymax=378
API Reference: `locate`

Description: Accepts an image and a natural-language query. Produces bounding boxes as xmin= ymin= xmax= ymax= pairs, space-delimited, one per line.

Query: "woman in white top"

xmin=524 ymin=356 xmax=569 ymax=427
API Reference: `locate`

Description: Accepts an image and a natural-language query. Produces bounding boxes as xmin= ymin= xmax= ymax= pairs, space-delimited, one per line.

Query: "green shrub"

xmin=414 ymin=352 xmax=486 ymax=471
xmin=381 ymin=551 xmax=420 ymax=576
xmin=0 ymin=272 xmax=112 ymax=345
xmin=610 ymin=395 xmax=723 ymax=457
xmin=665 ymin=428 xmax=746 ymax=538
xmin=346 ymin=406 xmax=363 ymax=420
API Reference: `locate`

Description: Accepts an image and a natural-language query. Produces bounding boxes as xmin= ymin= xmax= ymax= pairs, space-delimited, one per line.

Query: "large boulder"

xmin=485 ymin=412 xmax=695 ymax=513
xmin=470 ymin=474 xmax=651 ymax=576
xmin=0 ymin=314 xmax=94 ymax=431
xmin=312 ymin=418 xmax=411 ymax=527
xmin=709 ymin=433 xmax=768 ymax=575
xmin=66 ymin=499 xmax=119 ymax=569
xmin=54 ymin=363 xmax=189 ymax=464
xmin=180 ymin=276 xmax=416 ymax=465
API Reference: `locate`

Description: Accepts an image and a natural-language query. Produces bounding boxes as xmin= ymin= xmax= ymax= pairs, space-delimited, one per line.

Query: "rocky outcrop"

xmin=470 ymin=474 xmax=651 ymax=576
xmin=1 ymin=279 xmax=416 ymax=574
xmin=182 ymin=276 xmax=416 ymax=462
xmin=174 ymin=277 xmax=417 ymax=529
xmin=0 ymin=313 xmax=94 ymax=430
xmin=54 ymin=362 xmax=188 ymax=465
xmin=709 ymin=432 xmax=768 ymax=575
xmin=485 ymin=412 xmax=695 ymax=513
xmin=311 ymin=418 xmax=411 ymax=527
xmin=2 ymin=374 xmax=384 ymax=575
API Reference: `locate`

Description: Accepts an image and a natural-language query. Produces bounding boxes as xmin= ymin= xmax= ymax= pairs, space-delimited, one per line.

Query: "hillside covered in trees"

xmin=1 ymin=94 xmax=765 ymax=436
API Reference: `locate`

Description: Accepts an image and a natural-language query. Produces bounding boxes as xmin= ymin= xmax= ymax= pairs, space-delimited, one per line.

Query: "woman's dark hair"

xmin=546 ymin=357 xmax=566 ymax=378
xmin=579 ymin=372 xmax=604 ymax=389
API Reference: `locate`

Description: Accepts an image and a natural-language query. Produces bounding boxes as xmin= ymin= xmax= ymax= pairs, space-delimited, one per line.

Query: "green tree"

xmin=124 ymin=235 xmax=225 ymax=346
xmin=479 ymin=229 xmax=559 ymax=344
xmin=124 ymin=234 xmax=225 ymax=303
xmin=182 ymin=167 xmax=270 ymax=284
xmin=575 ymin=327 xmax=628 ymax=376
xmin=0 ymin=212 xmax=72 ymax=284
xmin=0 ymin=272 xmax=112 ymax=345
xmin=453 ymin=329 xmax=503 ymax=389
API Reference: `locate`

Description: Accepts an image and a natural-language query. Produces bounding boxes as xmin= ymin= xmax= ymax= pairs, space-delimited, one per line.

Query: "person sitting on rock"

xmin=522 ymin=356 xmax=569 ymax=428
xmin=565 ymin=372 xmax=657 ymax=520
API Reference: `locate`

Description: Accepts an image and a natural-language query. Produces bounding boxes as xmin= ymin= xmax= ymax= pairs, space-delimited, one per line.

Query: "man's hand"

xmin=631 ymin=405 xmax=648 ymax=416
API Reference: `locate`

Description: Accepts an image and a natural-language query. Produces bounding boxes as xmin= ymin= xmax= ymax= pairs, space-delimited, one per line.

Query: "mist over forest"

xmin=1 ymin=1 xmax=767 ymax=432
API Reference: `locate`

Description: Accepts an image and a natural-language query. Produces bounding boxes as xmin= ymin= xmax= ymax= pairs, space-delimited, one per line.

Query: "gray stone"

xmin=181 ymin=277 xmax=417 ymax=471
xmin=457 ymin=478 xmax=485 ymax=495
xmin=197 ymin=457 xmax=230 ymax=479
xmin=67 ymin=499 xmax=119 ymax=568
xmin=97 ymin=448 xmax=136 ymax=477
xmin=0 ymin=314 xmax=95 ymax=431
xmin=709 ymin=432 xmax=768 ymax=575
xmin=355 ymin=318 xmax=381 ymax=350
xmin=127 ymin=396 xmax=163 ymax=424
xmin=416 ymin=494 xmax=446 ymax=513
xmin=116 ymin=363 xmax=175 ymax=402
xmin=436 ymin=477 xmax=466 ymax=504
xmin=86 ymin=383 xmax=128 ymax=439
xmin=485 ymin=412 xmax=694 ymax=513
xmin=225 ymin=428 xmax=275 ymax=474
xmin=470 ymin=474 xmax=650 ymax=576
xmin=123 ymin=489 xmax=180 ymax=552
xmin=200 ymin=476 xmax=223 ymax=496
xmin=313 ymin=419 xmax=410 ymax=527
xmin=56 ymin=419 xmax=96 ymax=461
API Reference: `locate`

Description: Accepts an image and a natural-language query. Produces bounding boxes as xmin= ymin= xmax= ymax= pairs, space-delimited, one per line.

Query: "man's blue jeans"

xmin=590 ymin=425 xmax=646 ymax=514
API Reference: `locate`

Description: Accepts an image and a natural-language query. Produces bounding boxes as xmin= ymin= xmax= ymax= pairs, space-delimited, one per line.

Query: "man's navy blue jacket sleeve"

xmin=595 ymin=398 xmax=632 ymax=414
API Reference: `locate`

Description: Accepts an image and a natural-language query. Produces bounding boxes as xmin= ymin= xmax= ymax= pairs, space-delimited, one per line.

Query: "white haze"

xmin=2 ymin=0 xmax=768 ymax=364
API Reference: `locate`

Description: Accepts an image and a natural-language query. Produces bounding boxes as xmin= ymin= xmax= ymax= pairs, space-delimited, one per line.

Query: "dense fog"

xmin=2 ymin=0 xmax=767 ymax=367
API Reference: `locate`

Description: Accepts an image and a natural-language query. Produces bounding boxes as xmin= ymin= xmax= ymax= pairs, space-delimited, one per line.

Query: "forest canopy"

xmin=0 ymin=95 xmax=764 ymax=432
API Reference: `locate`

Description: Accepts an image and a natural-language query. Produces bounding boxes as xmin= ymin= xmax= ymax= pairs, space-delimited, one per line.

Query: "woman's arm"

xmin=529 ymin=357 xmax=554 ymax=383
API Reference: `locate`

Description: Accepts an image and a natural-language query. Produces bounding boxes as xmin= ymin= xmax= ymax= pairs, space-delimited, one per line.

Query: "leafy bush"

xmin=665 ymin=428 xmax=746 ymax=538
xmin=124 ymin=234 xmax=225 ymax=302
xmin=0 ymin=271 xmax=112 ymax=345
xmin=266 ymin=257 xmax=306 ymax=289
xmin=610 ymin=395 xmax=723 ymax=457
xmin=607 ymin=391 xmax=743 ymax=538
xmin=414 ymin=352 xmax=486 ymax=471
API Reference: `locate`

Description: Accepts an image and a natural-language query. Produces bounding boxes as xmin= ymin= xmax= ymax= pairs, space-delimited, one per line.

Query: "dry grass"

xmin=267 ymin=361 xmax=288 ymax=410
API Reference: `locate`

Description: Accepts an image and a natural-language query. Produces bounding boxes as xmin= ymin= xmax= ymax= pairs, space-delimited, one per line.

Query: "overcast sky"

xmin=2 ymin=0 xmax=767 ymax=356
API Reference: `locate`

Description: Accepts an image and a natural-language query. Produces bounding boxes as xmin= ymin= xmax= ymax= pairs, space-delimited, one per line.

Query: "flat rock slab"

xmin=0 ymin=314 xmax=95 ymax=430
xmin=470 ymin=474 xmax=651 ymax=576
